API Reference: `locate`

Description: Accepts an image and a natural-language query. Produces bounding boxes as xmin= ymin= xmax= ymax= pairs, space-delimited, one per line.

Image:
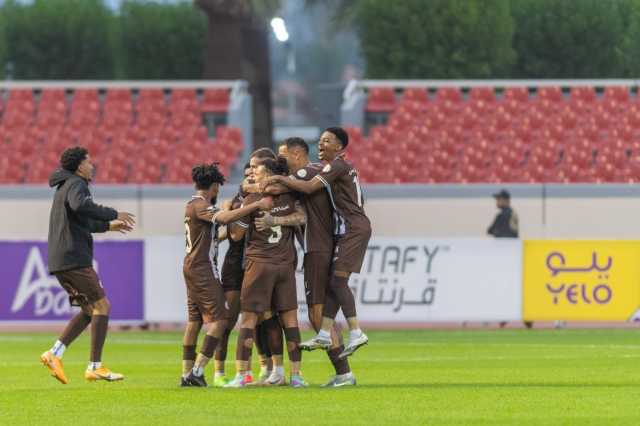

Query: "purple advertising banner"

xmin=0 ymin=241 xmax=143 ymax=321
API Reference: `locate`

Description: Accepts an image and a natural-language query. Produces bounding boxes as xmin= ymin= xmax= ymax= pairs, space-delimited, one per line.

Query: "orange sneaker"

xmin=84 ymin=366 xmax=124 ymax=382
xmin=40 ymin=351 xmax=68 ymax=384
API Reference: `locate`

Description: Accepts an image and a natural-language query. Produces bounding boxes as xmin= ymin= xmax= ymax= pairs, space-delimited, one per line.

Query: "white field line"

xmin=4 ymin=335 xmax=640 ymax=351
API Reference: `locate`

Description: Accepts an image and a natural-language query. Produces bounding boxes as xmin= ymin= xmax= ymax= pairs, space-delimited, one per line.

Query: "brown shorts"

xmin=333 ymin=228 xmax=372 ymax=274
xmin=221 ymin=262 xmax=244 ymax=293
xmin=241 ymin=259 xmax=297 ymax=313
xmin=184 ymin=266 xmax=228 ymax=323
xmin=54 ymin=267 xmax=105 ymax=307
xmin=304 ymin=252 xmax=331 ymax=306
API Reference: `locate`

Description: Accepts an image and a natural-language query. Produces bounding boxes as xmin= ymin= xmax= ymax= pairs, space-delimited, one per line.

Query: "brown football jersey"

xmin=222 ymin=190 xmax=245 ymax=268
xmin=291 ymin=163 xmax=334 ymax=253
xmin=183 ymin=196 xmax=222 ymax=280
xmin=236 ymin=192 xmax=298 ymax=264
xmin=313 ymin=155 xmax=371 ymax=236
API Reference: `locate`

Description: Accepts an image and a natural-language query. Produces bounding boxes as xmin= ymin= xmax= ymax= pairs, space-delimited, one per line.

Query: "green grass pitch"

xmin=2 ymin=329 xmax=640 ymax=425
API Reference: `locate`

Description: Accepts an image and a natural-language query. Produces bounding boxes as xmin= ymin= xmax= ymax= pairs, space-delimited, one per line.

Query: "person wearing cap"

xmin=487 ymin=189 xmax=519 ymax=238
xmin=487 ymin=189 xmax=528 ymax=328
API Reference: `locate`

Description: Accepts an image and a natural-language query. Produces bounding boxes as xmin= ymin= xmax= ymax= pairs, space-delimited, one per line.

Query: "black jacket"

xmin=47 ymin=169 xmax=118 ymax=274
xmin=487 ymin=207 xmax=519 ymax=238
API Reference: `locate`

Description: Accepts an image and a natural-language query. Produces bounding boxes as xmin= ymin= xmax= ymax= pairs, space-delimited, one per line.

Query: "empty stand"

xmin=0 ymin=85 xmax=241 ymax=184
xmin=351 ymin=84 xmax=640 ymax=183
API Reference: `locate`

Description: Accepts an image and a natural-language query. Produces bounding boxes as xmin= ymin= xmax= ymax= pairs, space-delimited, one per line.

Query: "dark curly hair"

xmin=192 ymin=163 xmax=226 ymax=190
xmin=60 ymin=146 xmax=88 ymax=173
xmin=325 ymin=127 xmax=349 ymax=149
xmin=261 ymin=157 xmax=289 ymax=176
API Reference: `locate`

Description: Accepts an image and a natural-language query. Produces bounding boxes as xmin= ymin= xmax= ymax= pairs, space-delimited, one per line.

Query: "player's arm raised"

xmin=255 ymin=202 xmax=306 ymax=232
xmin=265 ymin=174 xmax=324 ymax=194
xmin=213 ymin=197 xmax=273 ymax=225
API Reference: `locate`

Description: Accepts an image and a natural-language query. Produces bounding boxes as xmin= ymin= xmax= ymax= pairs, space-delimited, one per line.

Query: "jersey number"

xmin=268 ymin=225 xmax=282 ymax=243
xmin=185 ymin=223 xmax=193 ymax=254
xmin=353 ymin=175 xmax=363 ymax=207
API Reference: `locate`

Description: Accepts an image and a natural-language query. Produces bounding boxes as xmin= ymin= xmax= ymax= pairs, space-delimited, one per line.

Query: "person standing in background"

xmin=487 ymin=189 xmax=519 ymax=238
xmin=486 ymin=189 xmax=531 ymax=328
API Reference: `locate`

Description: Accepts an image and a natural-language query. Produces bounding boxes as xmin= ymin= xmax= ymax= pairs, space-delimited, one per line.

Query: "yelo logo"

xmin=523 ymin=240 xmax=640 ymax=321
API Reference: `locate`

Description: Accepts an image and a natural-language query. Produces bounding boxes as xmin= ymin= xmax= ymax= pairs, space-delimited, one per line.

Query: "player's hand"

xmin=109 ymin=220 xmax=133 ymax=234
xmin=117 ymin=211 xmax=136 ymax=227
xmin=221 ymin=199 xmax=233 ymax=211
xmin=255 ymin=213 xmax=275 ymax=231
xmin=265 ymin=175 xmax=282 ymax=186
xmin=255 ymin=196 xmax=273 ymax=211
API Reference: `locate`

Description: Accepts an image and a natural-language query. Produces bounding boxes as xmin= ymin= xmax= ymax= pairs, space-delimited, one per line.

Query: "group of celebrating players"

xmin=181 ymin=126 xmax=372 ymax=388
xmin=39 ymin=126 xmax=371 ymax=388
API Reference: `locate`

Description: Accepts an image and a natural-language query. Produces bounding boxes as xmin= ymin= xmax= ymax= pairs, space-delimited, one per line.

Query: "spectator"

xmin=487 ymin=189 xmax=519 ymax=238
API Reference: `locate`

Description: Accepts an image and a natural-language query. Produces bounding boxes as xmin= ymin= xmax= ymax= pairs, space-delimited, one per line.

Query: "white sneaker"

xmin=299 ymin=334 xmax=332 ymax=351
xmin=266 ymin=369 xmax=286 ymax=386
xmin=321 ymin=374 xmax=356 ymax=387
xmin=339 ymin=332 xmax=368 ymax=359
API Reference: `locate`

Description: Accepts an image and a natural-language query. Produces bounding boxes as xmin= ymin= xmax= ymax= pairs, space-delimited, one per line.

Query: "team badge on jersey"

xmin=323 ymin=164 xmax=331 ymax=173
xmin=297 ymin=169 xmax=308 ymax=178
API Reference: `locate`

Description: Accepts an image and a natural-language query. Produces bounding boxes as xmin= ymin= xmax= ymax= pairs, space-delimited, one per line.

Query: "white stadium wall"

xmin=3 ymin=183 xmax=640 ymax=325
xmin=3 ymin=184 xmax=640 ymax=238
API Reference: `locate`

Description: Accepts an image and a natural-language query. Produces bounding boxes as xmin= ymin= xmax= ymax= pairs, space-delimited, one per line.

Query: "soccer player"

xmin=213 ymin=162 xmax=250 ymax=387
xmin=225 ymin=157 xmax=308 ymax=388
xmin=214 ymin=158 xmax=283 ymax=386
xmin=279 ymin=137 xmax=356 ymax=386
xmin=42 ymin=146 xmax=135 ymax=384
xmin=241 ymin=148 xmax=288 ymax=386
xmin=266 ymin=127 xmax=371 ymax=358
xmin=181 ymin=163 xmax=272 ymax=387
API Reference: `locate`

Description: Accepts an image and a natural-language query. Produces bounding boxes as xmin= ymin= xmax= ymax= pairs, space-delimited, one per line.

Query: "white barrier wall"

xmin=3 ymin=184 xmax=640 ymax=239
xmin=144 ymin=236 xmax=522 ymax=323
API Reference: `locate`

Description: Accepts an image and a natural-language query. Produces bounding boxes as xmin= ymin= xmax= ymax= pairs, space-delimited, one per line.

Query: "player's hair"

xmin=250 ymin=147 xmax=277 ymax=160
xmin=261 ymin=157 xmax=289 ymax=176
xmin=191 ymin=163 xmax=226 ymax=190
xmin=325 ymin=127 xmax=349 ymax=149
xmin=285 ymin=137 xmax=309 ymax=155
xmin=243 ymin=161 xmax=251 ymax=170
xmin=60 ymin=146 xmax=89 ymax=173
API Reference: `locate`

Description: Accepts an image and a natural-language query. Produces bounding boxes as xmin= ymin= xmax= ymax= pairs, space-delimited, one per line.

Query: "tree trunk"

xmin=196 ymin=0 xmax=273 ymax=149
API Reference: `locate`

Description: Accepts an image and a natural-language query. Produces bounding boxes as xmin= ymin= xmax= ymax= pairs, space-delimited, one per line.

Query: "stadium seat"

xmin=201 ymin=89 xmax=230 ymax=113
xmin=366 ymin=87 xmax=396 ymax=112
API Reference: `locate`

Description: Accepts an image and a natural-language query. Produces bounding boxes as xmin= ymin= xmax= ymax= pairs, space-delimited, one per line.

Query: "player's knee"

xmin=210 ymin=319 xmax=228 ymax=337
xmin=93 ymin=297 xmax=110 ymax=315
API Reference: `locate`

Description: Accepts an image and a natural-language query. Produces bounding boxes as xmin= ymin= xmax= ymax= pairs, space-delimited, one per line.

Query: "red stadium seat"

xmin=366 ymin=87 xmax=396 ymax=112
xmin=571 ymin=86 xmax=597 ymax=103
xmin=401 ymin=88 xmax=428 ymax=103
xmin=201 ymin=89 xmax=230 ymax=113
xmin=469 ymin=87 xmax=496 ymax=102
xmin=537 ymin=86 xmax=564 ymax=102
xmin=435 ymin=87 xmax=463 ymax=103
xmin=503 ymin=87 xmax=530 ymax=102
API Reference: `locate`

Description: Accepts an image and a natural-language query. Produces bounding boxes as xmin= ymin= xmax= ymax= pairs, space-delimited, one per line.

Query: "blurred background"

xmin=4 ymin=0 xmax=640 ymax=328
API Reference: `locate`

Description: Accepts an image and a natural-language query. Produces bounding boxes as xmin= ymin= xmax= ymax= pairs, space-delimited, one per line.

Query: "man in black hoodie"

xmin=40 ymin=146 xmax=135 ymax=385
